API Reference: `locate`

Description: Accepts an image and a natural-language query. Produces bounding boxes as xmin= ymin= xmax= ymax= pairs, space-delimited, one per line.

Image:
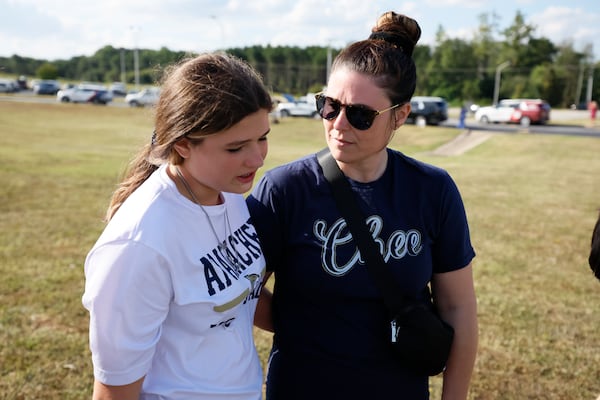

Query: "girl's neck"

xmin=167 ymin=164 xmax=222 ymax=206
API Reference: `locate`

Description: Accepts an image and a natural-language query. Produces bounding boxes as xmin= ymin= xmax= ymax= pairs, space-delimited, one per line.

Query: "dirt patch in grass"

xmin=430 ymin=129 xmax=492 ymax=156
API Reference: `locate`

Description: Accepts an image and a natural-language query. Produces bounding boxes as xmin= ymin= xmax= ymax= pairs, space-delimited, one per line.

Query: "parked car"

xmin=0 ymin=79 xmax=18 ymax=93
xmin=276 ymin=94 xmax=319 ymax=118
xmin=110 ymin=82 xmax=127 ymax=96
xmin=57 ymin=83 xmax=112 ymax=104
xmin=17 ymin=76 xmax=28 ymax=90
xmin=125 ymin=87 xmax=160 ymax=107
xmin=32 ymin=80 xmax=61 ymax=95
xmin=475 ymin=99 xmax=550 ymax=126
xmin=406 ymin=96 xmax=448 ymax=126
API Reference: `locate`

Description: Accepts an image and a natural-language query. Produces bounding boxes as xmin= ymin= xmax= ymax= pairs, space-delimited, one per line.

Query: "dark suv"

xmin=406 ymin=96 xmax=448 ymax=126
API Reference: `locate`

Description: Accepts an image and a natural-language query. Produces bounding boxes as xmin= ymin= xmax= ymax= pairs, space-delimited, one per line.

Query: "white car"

xmin=474 ymin=102 xmax=517 ymax=124
xmin=125 ymin=88 xmax=160 ymax=107
xmin=0 ymin=79 xmax=16 ymax=93
xmin=276 ymin=95 xmax=319 ymax=118
xmin=110 ymin=82 xmax=127 ymax=96
xmin=57 ymin=84 xmax=112 ymax=104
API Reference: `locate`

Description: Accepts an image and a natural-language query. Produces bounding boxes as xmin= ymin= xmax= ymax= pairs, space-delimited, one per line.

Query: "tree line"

xmin=1 ymin=11 xmax=597 ymax=107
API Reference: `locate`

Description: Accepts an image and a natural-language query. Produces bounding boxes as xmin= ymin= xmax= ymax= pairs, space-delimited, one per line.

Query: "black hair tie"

xmin=368 ymin=31 xmax=413 ymax=56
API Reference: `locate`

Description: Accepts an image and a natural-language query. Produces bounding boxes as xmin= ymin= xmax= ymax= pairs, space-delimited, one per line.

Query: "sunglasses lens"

xmin=316 ymin=95 xmax=340 ymax=120
xmin=346 ymin=106 xmax=375 ymax=130
xmin=315 ymin=94 xmax=377 ymax=130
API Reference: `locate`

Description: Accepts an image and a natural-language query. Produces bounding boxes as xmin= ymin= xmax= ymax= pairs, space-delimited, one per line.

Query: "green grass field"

xmin=1 ymin=101 xmax=599 ymax=399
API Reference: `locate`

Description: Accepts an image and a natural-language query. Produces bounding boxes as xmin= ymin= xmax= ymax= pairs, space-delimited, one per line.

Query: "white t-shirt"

xmin=82 ymin=164 xmax=266 ymax=400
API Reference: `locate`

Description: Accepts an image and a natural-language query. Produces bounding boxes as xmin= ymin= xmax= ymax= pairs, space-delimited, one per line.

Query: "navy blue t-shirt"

xmin=247 ymin=148 xmax=475 ymax=400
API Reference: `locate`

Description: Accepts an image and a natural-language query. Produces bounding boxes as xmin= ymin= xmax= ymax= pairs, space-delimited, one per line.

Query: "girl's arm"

xmin=92 ymin=376 xmax=144 ymax=400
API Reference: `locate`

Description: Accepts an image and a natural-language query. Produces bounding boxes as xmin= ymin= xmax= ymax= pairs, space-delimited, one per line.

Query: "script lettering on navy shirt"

xmin=314 ymin=215 xmax=423 ymax=276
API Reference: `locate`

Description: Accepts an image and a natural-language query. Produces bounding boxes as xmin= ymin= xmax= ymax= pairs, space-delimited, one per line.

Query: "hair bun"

xmin=369 ymin=12 xmax=421 ymax=57
xmin=368 ymin=31 xmax=415 ymax=56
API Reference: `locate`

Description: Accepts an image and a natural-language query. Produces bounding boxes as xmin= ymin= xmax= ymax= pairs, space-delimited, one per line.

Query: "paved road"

xmin=443 ymin=120 xmax=600 ymax=138
xmin=443 ymin=108 xmax=600 ymax=138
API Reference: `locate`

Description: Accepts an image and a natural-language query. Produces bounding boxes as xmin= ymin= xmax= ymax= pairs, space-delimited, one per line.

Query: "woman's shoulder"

xmin=388 ymin=148 xmax=451 ymax=180
xmin=263 ymin=153 xmax=321 ymax=183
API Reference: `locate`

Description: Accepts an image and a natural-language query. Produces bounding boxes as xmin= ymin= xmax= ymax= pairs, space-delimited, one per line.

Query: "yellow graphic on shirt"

xmin=212 ymin=271 xmax=264 ymax=312
xmin=213 ymin=289 xmax=250 ymax=312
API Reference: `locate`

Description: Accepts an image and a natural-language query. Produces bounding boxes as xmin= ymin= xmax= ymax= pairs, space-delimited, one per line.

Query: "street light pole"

xmin=586 ymin=65 xmax=595 ymax=105
xmin=130 ymin=26 xmax=140 ymax=91
xmin=493 ymin=61 xmax=511 ymax=105
xmin=120 ymin=47 xmax=126 ymax=84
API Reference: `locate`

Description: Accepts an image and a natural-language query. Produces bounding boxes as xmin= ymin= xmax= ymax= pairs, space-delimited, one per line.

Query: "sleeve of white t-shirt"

xmin=82 ymin=240 xmax=173 ymax=385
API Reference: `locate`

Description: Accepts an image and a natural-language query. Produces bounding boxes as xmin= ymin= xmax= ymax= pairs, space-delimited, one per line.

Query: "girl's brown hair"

xmin=105 ymin=52 xmax=272 ymax=221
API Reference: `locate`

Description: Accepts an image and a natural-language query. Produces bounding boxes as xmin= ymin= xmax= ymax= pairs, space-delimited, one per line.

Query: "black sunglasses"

xmin=315 ymin=93 xmax=401 ymax=130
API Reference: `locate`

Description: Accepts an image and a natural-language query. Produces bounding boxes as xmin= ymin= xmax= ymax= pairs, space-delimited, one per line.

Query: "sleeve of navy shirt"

xmin=246 ymin=160 xmax=295 ymax=273
xmin=429 ymin=167 xmax=475 ymax=273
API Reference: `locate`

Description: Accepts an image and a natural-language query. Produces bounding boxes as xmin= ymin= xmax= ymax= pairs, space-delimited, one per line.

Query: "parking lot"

xmin=1 ymin=91 xmax=599 ymax=137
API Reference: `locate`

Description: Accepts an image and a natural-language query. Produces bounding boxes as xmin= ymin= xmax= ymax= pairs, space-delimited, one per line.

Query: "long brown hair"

xmin=105 ymin=52 xmax=272 ymax=221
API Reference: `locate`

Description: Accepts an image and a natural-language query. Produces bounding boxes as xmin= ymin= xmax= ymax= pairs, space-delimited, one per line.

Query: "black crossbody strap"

xmin=317 ymin=148 xmax=408 ymax=311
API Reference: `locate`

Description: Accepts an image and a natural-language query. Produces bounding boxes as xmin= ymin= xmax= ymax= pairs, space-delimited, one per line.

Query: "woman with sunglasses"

xmin=82 ymin=52 xmax=272 ymax=400
xmin=248 ymin=11 xmax=477 ymax=400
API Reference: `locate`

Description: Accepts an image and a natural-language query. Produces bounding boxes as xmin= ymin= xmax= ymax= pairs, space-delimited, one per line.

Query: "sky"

xmin=1 ymin=0 xmax=599 ymax=61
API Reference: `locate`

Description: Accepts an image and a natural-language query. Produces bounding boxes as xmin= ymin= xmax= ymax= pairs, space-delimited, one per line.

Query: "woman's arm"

xmin=92 ymin=376 xmax=144 ymax=400
xmin=432 ymin=263 xmax=478 ymax=400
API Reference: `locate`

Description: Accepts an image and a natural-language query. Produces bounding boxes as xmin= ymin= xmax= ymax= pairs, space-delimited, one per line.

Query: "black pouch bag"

xmin=390 ymin=300 xmax=454 ymax=376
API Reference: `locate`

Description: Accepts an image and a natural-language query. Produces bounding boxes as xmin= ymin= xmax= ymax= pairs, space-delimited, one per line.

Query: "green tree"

xmin=530 ymin=65 xmax=563 ymax=105
xmin=472 ymin=12 xmax=502 ymax=102
xmin=413 ymin=44 xmax=432 ymax=96
xmin=554 ymin=44 xmax=587 ymax=107
xmin=36 ymin=63 xmax=58 ymax=79
xmin=521 ymin=37 xmax=556 ymax=68
xmin=500 ymin=11 xmax=536 ymax=67
xmin=423 ymin=38 xmax=478 ymax=101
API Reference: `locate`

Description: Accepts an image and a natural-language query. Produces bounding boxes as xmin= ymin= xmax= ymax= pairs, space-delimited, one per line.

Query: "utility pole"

xmin=130 ymin=26 xmax=140 ymax=91
xmin=575 ymin=60 xmax=584 ymax=106
xmin=134 ymin=47 xmax=140 ymax=90
xmin=120 ymin=48 xmax=126 ymax=84
xmin=493 ymin=61 xmax=511 ymax=105
xmin=586 ymin=65 xmax=595 ymax=104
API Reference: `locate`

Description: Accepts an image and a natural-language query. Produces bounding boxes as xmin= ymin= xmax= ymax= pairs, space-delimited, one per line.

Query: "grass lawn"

xmin=1 ymin=101 xmax=599 ymax=399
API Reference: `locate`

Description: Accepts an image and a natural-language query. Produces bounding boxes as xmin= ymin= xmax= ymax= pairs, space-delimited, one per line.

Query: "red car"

xmin=476 ymin=99 xmax=551 ymax=126
xmin=508 ymin=99 xmax=550 ymax=125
